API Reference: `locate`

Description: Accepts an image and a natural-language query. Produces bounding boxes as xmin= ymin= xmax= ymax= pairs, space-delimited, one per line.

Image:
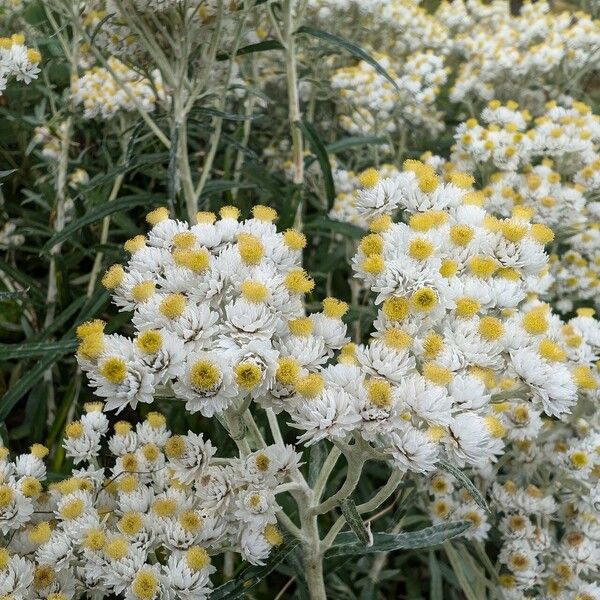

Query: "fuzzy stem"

xmin=312 ymin=446 xmax=341 ymax=502
xmin=311 ymin=451 xmax=365 ymax=515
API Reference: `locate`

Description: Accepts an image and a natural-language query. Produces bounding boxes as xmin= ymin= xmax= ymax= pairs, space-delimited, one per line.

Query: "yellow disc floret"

xmin=132 ymin=569 xmax=159 ymax=600
xmin=252 ymin=205 xmax=278 ymax=222
xmin=234 ymin=362 xmax=263 ymax=390
xmin=411 ymin=287 xmax=438 ymax=312
xmin=284 ymin=269 xmax=315 ymax=293
xmin=186 ymin=546 xmax=211 ymax=571
xmin=359 ymin=168 xmax=380 ymax=188
xmin=450 ymin=224 xmax=474 ymax=246
xmin=295 ymin=373 xmax=324 ymax=399
xmin=101 ymin=264 xmax=124 ymax=289
xmin=323 ymin=297 xmax=349 ymax=319
xmin=367 ymin=379 xmax=393 ymax=408
xmin=289 ymin=317 xmax=313 ymax=336
xmin=408 ymin=237 xmax=435 ymax=260
xmin=164 ymin=435 xmax=187 ymax=459
xmin=100 ymin=357 xmax=127 ymax=384
xmin=237 ymin=233 xmax=264 ymax=265
xmin=146 ymin=207 xmax=169 ymax=225
xmin=283 ymin=229 xmax=307 ymax=250
xmin=359 ymin=233 xmax=384 ymax=256
xmin=468 ymin=256 xmax=498 ymax=279
xmin=190 ymin=360 xmax=221 ymax=391
xmin=159 ymin=293 xmax=187 ymax=319
xmin=136 ymin=330 xmax=163 ymax=354
xmin=276 ymin=357 xmax=300 ymax=385
xmin=383 ymin=296 xmax=409 ymax=321
xmin=241 ymin=280 xmax=269 ymax=303
xmin=478 ymin=316 xmax=505 ymax=341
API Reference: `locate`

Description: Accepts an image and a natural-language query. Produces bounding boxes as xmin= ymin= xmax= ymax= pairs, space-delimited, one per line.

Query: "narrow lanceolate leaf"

xmin=0 ymin=169 xmax=18 ymax=179
xmin=0 ymin=339 xmax=78 ymax=360
xmin=199 ymin=180 xmax=256 ymax=198
xmin=210 ymin=538 xmax=300 ymax=600
xmin=340 ymin=498 xmax=373 ymax=546
xmin=297 ymin=120 xmax=335 ymax=209
xmin=295 ymin=26 xmax=400 ymax=92
xmin=326 ymin=135 xmax=387 ymax=154
xmin=43 ymin=194 xmax=163 ymax=251
xmin=217 ymin=39 xmax=284 ymax=60
xmin=326 ymin=521 xmax=471 ymax=558
xmin=438 ymin=460 xmax=489 ymax=513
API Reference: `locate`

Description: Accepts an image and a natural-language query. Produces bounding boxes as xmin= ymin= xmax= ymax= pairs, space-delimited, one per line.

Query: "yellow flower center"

xmin=235 ymin=362 xmax=263 ymax=390
xmin=241 ymin=280 xmax=269 ymax=303
xmin=295 ymin=374 xmax=324 ymax=399
xmin=132 ymin=569 xmax=159 ymax=600
xmin=136 ymin=330 xmax=163 ymax=354
xmin=367 ymin=379 xmax=393 ymax=408
xmin=411 ymin=287 xmax=438 ymax=312
xmin=190 ymin=360 xmax=221 ymax=391
xmin=237 ymin=233 xmax=264 ymax=265
xmin=159 ymin=293 xmax=187 ymax=319
xmin=186 ymin=546 xmax=211 ymax=571
xmin=276 ymin=357 xmax=300 ymax=385
xmin=100 ymin=357 xmax=127 ymax=384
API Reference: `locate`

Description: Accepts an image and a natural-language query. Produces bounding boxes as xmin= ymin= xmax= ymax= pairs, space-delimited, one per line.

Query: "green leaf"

xmin=443 ymin=542 xmax=481 ymax=600
xmin=340 ymin=498 xmax=372 ymax=546
xmin=85 ymin=153 xmax=169 ymax=190
xmin=0 ymin=258 xmax=45 ymax=303
xmin=295 ymin=26 xmax=399 ymax=91
xmin=438 ymin=460 xmax=489 ymax=513
xmin=89 ymin=12 xmax=115 ymax=46
xmin=210 ymin=538 xmax=300 ymax=600
xmin=217 ymin=39 xmax=284 ymax=61
xmin=308 ymin=442 xmax=328 ymax=487
xmin=429 ymin=551 xmax=443 ymax=600
xmin=326 ymin=521 xmax=471 ymax=557
xmin=43 ymin=194 xmax=163 ymax=251
xmin=297 ymin=120 xmax=335 ymax=209
xmin=0 ymin=339 xmax=78 ymax=360
xmin=326 ymin=135 xmax=387 ymax=154
xmin=0 ymin=353 xmax=58 ymax=421
xmin=199 ymin=180 xmax=256 ymax=198
xmin=0 ymin=169 xmax=17 ymax=179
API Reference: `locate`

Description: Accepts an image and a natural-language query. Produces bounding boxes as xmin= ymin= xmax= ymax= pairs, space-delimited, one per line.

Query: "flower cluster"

xmin=425 ymin=307 xmax=600 ymax=597
xmin=308 ymin=0 xmax=449 ymax=55
xmin=332 ymin=51 xmax=448 ymax=139
xmin=449 ymin=99 xmax=600 ymax=313
xmin=342 ymin=159 xmax=600 ymax=474
xmin=71 ymin=57 xmax=164 ymax=120
xmin=77 ymin=205 xmax=350 ymax=417
xmin=445 ymin=1 xmax=600 ymax=111
xmin=0 ymin=33 xmax=41 ymax=95
xmin=329 ymin=164 xmax=401 ymax=230
xmin=0 ymin=405 xmax=298 ymax=599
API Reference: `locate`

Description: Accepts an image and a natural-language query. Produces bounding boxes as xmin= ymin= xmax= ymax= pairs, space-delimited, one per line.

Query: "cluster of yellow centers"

xmin=0 ymin=33 xmax=42 ymax=64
